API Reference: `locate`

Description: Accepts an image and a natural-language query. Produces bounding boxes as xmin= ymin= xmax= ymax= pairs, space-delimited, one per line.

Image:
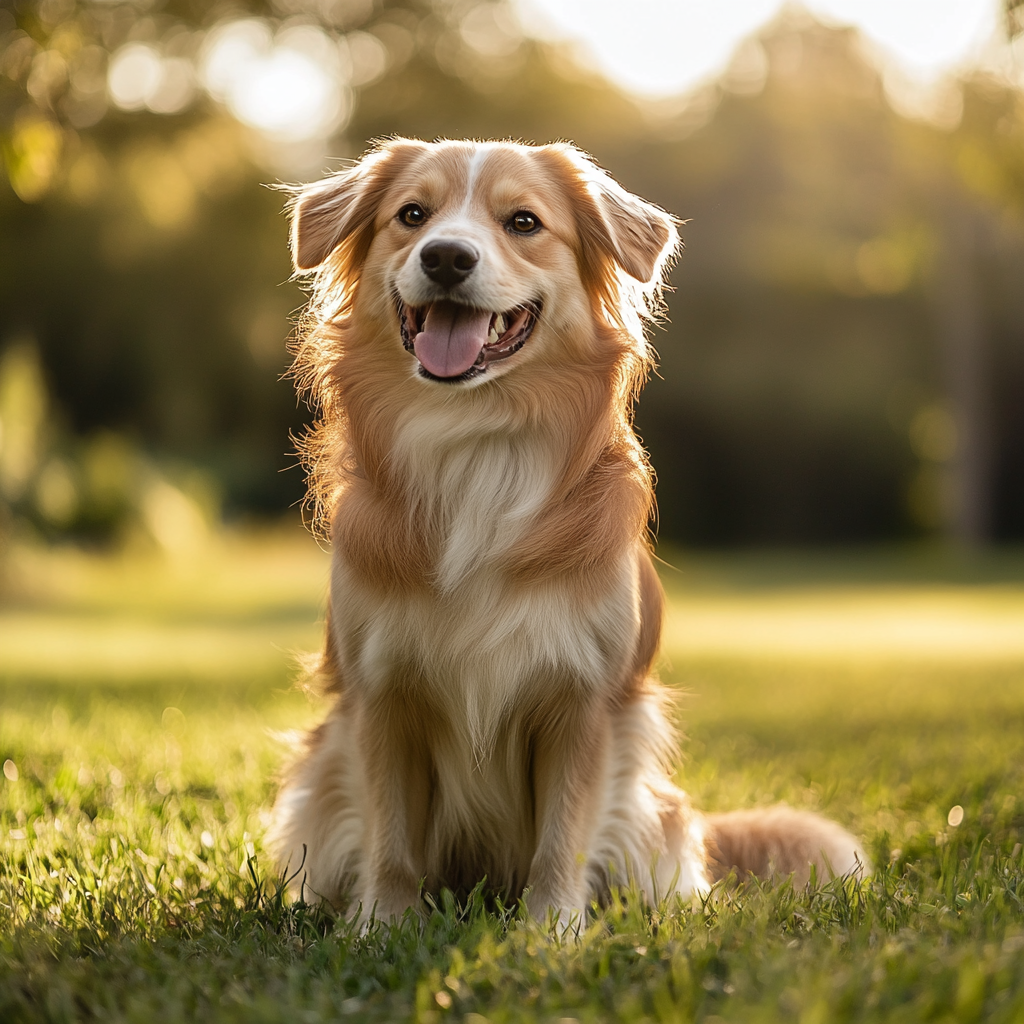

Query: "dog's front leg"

xmin=355 ymin=692 xmax=430 ymax=926
xmin=525 ymin=698 xmax=608 ymax=930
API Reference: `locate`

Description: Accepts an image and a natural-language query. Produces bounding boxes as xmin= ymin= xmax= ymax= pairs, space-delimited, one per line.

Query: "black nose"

xmin=420 ymin=240 xmax=479 ymax=289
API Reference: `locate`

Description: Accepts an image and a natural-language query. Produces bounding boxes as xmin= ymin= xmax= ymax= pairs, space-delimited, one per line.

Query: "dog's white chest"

xmin=330 ymin=425 xmax=641 ymax=749
xmin=392 ymin=415 xmax=559 ymax=590
xmin=333 ymin=559 xmax=638 ymax=750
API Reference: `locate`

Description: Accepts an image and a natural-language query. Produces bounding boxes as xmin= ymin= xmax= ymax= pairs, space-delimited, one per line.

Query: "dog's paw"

xmin=353 ymin=889 xmax=422 ymax=933
xmin=525 ymin=888 xmax=587 ymax=936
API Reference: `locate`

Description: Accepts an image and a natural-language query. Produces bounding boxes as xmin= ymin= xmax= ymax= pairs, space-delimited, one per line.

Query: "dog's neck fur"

xmin=389 ymin=407 xmax=561 ymax=593
xmin=327 ymin=313 xmax=646 ymax=598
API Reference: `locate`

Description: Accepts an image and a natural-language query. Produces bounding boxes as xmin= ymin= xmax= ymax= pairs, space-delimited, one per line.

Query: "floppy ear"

xmin=592 ymin=182 xmax=678 ymax=286
xmin=290 ymin=162 xmax=372 ymax=272
xmin=289 ymin=139 xmax=426 ymax=272
xmin=542 ymin=144 xmax=679 ymax=288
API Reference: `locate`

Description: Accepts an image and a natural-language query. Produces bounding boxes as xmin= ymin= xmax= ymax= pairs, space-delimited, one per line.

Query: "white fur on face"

xmin=390 ymin=149 xmax=548 ymax=358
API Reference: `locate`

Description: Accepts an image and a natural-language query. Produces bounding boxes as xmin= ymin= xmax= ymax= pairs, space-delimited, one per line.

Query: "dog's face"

xmin=291 ymin=140 xmax=677 ymax=388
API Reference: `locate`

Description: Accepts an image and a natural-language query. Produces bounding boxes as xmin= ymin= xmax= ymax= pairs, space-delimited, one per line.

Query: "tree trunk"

xmin=931 ymin=204 xmax=992 ymax=546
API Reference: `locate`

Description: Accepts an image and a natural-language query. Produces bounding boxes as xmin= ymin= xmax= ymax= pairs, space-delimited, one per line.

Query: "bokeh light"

xmin=199 ymin=19 xmax=350 ymax=141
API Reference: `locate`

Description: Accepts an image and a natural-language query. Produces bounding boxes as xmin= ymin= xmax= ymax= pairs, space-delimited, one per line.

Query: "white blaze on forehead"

xmin=457 ymin=145 xmax=495 ymax=217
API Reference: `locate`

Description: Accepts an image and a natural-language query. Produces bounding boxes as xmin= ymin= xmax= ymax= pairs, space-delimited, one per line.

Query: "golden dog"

xmin=271 ymin=138 xmax=866 ymax=927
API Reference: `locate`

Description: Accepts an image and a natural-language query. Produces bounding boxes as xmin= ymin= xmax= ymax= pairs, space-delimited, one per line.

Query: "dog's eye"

xmin=398 ymin=204 xmax=427 ymax=227
xmin=508 ymin=211 xmax=540 ymax=234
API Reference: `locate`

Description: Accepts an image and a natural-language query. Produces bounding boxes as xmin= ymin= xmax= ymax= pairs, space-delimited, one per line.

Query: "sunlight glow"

xmin=519 ymin=0 xmax=1002 ymax=96
xmin=199 ymin=19 xmax=350 ymax=141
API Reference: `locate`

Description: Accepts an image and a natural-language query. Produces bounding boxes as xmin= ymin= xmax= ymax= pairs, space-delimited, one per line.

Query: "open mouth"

xmin=398 ymin=299 xmax=541 ymax=383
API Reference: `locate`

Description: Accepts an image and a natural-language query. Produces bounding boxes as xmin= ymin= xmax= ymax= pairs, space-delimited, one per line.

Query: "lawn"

xmin=3 ymin=532 xmax=1024 ymax=1023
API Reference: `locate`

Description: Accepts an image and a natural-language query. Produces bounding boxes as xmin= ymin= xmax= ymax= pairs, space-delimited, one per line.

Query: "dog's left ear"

xmin=591 ymin=182 xmax=678 ymax=286
xmin=543 ymin=144 xmax=679 ymax=288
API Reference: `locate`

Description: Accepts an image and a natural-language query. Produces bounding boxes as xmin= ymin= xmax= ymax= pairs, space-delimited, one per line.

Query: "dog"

xmin=270 ymin=138 xmax=866 ymax=927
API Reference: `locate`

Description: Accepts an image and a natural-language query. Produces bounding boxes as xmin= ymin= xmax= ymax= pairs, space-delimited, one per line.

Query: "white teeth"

xmin=488 ymin=313 xmax=506 ymax=345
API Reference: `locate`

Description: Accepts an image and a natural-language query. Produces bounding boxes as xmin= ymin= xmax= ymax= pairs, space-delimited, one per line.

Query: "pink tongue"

xmin=413 ymin=301 xmax=492 ymax=378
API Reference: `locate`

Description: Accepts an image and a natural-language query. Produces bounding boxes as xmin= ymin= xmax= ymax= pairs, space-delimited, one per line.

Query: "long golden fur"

xmin=270 ymin=138 xmax=866 ymax=927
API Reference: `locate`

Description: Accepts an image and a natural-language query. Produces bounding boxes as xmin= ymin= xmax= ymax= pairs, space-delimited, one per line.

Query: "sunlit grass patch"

xmin=0 ymin=530 xmax=328 ymax=685
xmin=2 ymin=535 xmax=1024 ymax=1021
xmin=658 ymin=545 xmax=1024 ymax=663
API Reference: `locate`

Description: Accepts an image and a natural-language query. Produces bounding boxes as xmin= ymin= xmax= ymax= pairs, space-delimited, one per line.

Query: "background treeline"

xmin=1 ymin=0 xmax=1023 ymax=548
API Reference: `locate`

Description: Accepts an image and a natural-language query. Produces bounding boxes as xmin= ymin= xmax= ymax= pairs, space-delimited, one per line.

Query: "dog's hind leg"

xmin=587 ymin=688 xmax=710 ymax=905
xmin=704 ymin=806 xmax=869 ymax=886
xmin=269 ymin=705 xmax=365 ymax=909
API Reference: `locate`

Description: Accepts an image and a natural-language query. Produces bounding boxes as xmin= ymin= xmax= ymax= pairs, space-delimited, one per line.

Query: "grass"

xmin=3 ymin=532 xmax=1024 ymax=1022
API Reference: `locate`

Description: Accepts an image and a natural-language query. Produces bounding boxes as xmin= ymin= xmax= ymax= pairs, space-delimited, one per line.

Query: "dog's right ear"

xmin=290 ymin=163 xmax=372 ymax=272
xmin=289 ymin=140 xmax=426 ymax=273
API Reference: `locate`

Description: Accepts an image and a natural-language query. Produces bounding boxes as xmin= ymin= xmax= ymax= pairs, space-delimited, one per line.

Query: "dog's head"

xmin=290 ymin=139 xmax=678 ymax=388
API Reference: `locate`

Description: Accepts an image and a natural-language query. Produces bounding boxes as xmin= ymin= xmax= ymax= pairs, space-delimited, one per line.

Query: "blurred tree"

xmin=633 ymin=14 xmax=1024 ymax=545
xmin=1 ymin=0 xmax=1023 ymax=546
xmin=1008 ymin=0 xmax=1024 ymax=38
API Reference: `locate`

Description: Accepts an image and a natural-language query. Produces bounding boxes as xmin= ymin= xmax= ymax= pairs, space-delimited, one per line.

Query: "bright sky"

xmin=519 ymin=0 xmax=1002 ymax=96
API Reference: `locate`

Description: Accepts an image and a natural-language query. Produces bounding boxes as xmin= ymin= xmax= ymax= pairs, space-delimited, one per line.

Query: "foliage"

xmin=1 ymin=2 xmax=1024 ymax=544
xmin=3 ymin=536 xmax=1024 ymax=1020
xmin=1009 ymin=0 xmax=1024 ymax=39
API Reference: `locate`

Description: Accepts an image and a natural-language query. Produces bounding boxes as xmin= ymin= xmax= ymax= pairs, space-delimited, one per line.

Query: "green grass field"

xmin=3 ymin=533 xmax=1024 ymax=1023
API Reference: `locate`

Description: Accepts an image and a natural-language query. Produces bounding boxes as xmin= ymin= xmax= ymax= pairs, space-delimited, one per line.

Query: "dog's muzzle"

xmin=399 ymin=299 xmax=541 ymax=383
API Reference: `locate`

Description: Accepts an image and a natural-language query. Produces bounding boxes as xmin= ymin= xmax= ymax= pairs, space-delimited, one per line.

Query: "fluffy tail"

xmin=704 ymin=806 xmax=868 ymax=886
